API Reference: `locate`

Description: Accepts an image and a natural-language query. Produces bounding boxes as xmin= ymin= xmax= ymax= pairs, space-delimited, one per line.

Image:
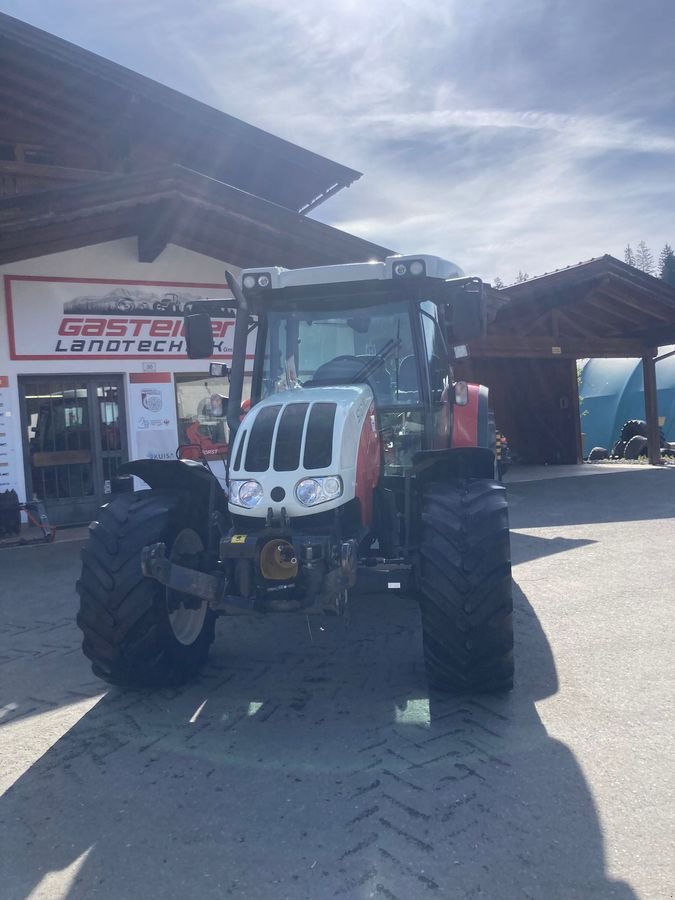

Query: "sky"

xmin=4 ymin=0 xmax=675 ymax=283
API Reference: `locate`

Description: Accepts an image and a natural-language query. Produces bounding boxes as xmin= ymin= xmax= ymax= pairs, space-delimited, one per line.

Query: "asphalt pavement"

xmin=1 ymin=468 xmax=673 ymax=899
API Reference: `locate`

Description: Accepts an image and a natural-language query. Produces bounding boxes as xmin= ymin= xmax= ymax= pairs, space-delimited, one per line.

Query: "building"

xmin=0 ymin=12 xmax=390 ymax=525
xmin=460 ymin=256 xmax=675 ymax=466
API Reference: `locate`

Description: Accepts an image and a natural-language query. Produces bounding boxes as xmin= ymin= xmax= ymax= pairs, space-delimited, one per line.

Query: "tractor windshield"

xmin=261 ymin=301 xmax=420 ymax=405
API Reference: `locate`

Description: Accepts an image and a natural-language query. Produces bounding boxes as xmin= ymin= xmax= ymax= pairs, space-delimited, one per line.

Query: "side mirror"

xmin=209 ymin=362 xmax=230 ymax=378
xmin=185 ymin=314 xmax=214 ymax=359
xmin=448 ymin=279 xmax=486 ymax=342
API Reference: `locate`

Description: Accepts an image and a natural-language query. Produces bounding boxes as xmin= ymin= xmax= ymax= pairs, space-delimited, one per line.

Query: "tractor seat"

xmin=306 ymin=355 xmax=392 ymax=403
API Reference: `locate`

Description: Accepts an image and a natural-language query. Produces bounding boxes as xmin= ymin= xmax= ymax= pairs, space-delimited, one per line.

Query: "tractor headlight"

xmin=295 ymin=475 xmax=343 ymax=507
xmin=229 ymin=479 xmax=263 ymax=508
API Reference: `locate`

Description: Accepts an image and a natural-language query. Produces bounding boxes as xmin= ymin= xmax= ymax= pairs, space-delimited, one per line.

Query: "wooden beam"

xmin=642 ymin=352 xmax=662 ymax=465
xmin=470 ymin=335 xmax=649 ymax=359
xmin=568 ymin=357 xmax=584 ymax=463
xmin=0 ymin=90 xmax=99 ymax=148
xmin=137 ymin=198 xmax=176 ymax=263
xmin=556 ymin=310 xmax=595 ymax=338
xmin=520 ymin=308 xmax=553 ymax=336
xmin=601 ymin=279 xmax=675 ymax=321
xmin=591 ymin=290 xmax=653 ymax=327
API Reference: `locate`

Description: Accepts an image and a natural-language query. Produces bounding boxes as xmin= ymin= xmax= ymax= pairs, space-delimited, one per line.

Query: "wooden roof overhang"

xmin=0 ymin=165 xmax=392 ymax=269
xmin=0 ymin=12 xmax=361 ymax=213
xmin=472 ymin=256 xmax=675 ymax=359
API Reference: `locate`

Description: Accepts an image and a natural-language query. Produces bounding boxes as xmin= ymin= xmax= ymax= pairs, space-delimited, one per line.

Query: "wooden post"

xmin=570 ymin=358 xmax=584 ymax=463
xmin=642 ymin=351 xmax=662 ymax=465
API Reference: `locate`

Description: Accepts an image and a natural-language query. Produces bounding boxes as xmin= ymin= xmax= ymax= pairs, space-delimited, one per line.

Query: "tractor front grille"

xmin=244 ymin=404 xmax=281 ymax=471
xmin=303 ymin=402 xmax=336 ymax=469
xmin=238 ymin=400 xmax=337 ymax=474
xmin=274 ymin=402 xmax=310 ymax=471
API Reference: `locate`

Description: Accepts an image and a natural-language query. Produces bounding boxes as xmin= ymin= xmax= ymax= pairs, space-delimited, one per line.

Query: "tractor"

xmin=76 ymin=255 xmax=513 ymax=693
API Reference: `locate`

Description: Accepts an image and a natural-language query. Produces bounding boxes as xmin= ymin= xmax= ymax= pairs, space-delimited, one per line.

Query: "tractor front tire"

xmin=418 ymin=479 xmax=513 ymax=693
xmin=76 ymin=489 xmax=216 ymax=687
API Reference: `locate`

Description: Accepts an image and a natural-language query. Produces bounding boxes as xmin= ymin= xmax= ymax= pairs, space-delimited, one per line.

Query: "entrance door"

xmin=19 ymin=375 xmax=128 ymax=525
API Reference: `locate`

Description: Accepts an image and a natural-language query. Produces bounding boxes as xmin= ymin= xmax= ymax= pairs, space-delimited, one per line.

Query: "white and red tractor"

xmin=76 ymin=255 xmax=513 ymax=693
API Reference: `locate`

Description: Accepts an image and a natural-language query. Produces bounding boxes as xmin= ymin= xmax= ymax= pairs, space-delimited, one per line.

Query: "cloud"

xmin=5 ymin=0 xmax=675 ymax=281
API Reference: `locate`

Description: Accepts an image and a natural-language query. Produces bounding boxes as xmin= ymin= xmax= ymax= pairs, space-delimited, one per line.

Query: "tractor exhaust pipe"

xmin=225 ymin=269 xmax=249 ymax=442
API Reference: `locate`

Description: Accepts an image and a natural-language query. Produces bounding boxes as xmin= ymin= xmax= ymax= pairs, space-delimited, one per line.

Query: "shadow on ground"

xmin=510 ymin=531 xmax=597 ymax=564
xmin=1 ymin=577 xmax=635 ymax=899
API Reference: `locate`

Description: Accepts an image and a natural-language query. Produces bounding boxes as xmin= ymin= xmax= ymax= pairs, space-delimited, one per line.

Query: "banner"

xmin=5 ymin=275 xmax=239 ymax=360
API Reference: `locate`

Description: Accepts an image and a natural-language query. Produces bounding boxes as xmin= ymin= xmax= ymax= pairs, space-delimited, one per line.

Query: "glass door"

xmin=19 ymin=375 xmax=127 ymax=525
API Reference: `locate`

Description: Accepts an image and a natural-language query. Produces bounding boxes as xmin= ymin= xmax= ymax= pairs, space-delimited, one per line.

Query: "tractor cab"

xmin=187 ymin=255 xmax=488 ymax=477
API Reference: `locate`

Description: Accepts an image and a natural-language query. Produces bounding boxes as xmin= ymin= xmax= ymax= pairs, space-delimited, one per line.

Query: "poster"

xmin=5 ymin=275 xmax=238 ymax=360
xmin=127 ymin=373 xmax=178 ymax=461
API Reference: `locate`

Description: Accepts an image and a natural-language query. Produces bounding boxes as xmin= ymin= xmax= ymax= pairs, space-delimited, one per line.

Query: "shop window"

xmin=175 ymin=373 xmax=251 ymax=461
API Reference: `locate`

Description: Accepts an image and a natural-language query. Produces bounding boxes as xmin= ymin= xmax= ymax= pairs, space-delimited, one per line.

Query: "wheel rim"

xmin=167 ymin=528 xmax=208 ymax=646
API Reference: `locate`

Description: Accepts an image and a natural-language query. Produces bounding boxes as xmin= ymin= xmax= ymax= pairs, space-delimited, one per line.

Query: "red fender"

xmin=451 ymin=383 xmax=490 ymax=449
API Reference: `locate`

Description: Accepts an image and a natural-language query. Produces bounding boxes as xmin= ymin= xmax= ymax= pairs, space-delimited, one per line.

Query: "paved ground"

xmin=1 ymin=468 xmax=673 ymax=899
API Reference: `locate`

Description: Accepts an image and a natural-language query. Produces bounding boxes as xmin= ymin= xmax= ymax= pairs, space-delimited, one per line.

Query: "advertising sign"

xmin=128 ymin=373 xmax=178 ymax=461
xmin=5 ymin=275 xmax=239 ymax=360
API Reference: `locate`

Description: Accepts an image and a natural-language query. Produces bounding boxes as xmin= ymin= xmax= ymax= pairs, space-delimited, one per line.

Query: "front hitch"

xmin=141 ymin=542 xmax=256 ymax=614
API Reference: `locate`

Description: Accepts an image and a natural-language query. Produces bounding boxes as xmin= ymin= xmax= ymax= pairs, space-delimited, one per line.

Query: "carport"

xmin=457 ymin=256 xmax=675 ymax=465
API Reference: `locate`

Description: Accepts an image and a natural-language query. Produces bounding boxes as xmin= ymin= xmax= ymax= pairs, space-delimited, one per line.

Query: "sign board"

xmin=5 ymin=275 xmax=242 ymax=361
xmin=128 ymin=373 xmax=178 ymax=461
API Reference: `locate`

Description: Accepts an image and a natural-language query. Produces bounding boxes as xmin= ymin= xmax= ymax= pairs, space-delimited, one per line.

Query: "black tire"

xmin=623 ymin=435 xmax=648 ymax=460
xmin=620 ymin=420 xmax=647 ymax=442
xmin=418 ymin=478 xmax=513 ymax=694
xmin=76 ymin=489 xmax=216 ymax=687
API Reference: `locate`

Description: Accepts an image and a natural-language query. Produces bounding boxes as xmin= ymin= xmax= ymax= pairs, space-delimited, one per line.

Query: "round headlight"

xmin=257 ymin=274 xmax=271 ymax=288
xmin=296 ymin=478 xmax=322 ymax=507
xmin=408 ymin=260 xmax=425 ymax=276
xmin=393 ymin=262 xmax=408 ymax=276
xmin=242 ymin=274 xmax=256 ymax=289
xmin=238 ymin=481 xmax=263 ymax=508
xmin=322 ymin=476 xmax=342 ymax=499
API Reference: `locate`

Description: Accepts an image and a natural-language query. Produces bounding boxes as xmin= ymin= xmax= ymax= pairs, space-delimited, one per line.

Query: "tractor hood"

xmin=227 ymin=384 xmax=377 ymax=519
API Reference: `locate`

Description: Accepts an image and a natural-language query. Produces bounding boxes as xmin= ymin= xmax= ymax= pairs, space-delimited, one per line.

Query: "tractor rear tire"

xmin=76 ymin=489 xmax=216 ymax=687
xmin=418 ymin=478 xmax=513 ymax=694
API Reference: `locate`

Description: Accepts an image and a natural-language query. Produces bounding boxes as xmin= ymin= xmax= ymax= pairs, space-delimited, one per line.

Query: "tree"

xmin=635 ymin=241 xmax=655 ymax=275
xmin=515 ymin=271 xmax=530 ymax=283
xmin=493 ymin=276 xmax=505 ymax=289
xmin=624 ymin=243 xmax=635 ymax=266
xmin=659 ymin=244 xmax=675 ymax=286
